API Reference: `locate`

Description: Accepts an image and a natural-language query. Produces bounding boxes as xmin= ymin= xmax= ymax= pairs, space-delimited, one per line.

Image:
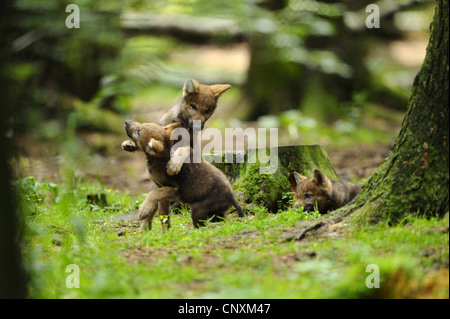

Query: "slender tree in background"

xmin=0 ymin=0 xmax=27 ymax=298
xmin=342 ymin=0 xmax=448 ymax=224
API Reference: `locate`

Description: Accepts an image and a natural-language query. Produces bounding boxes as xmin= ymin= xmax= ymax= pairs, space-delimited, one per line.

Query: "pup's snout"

xmin=188 ymin=119 xmax=204 ymax=132
xmin=124 ymin=119 xmax=136 ymax=137
xmin=125 ymin=119 xmax=133 ymax=129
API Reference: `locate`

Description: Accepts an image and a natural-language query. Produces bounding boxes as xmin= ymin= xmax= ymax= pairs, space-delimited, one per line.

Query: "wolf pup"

xmin=289 ymin=169 xmax=362 ymax=214
xmin=162 ymin=79 xmax=231 ymax=175
xmin=123 ymin=119 xmax=244 ymax=230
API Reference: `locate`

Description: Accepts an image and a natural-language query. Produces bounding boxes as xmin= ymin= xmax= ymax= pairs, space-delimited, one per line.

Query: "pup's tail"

xmin=232 ymin=197 xmax=245 ymax=218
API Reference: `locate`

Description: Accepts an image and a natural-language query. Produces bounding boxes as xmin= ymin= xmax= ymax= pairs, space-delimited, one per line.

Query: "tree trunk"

xmin=0 ymin=0 xmax=27 ymax=298
xmin=341 ymin=0 xmax=449 ymax=224
xmin=242 ymin=34 xmax=305 ymax=120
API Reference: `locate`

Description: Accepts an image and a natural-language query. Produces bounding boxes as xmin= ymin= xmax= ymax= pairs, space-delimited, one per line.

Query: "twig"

xmin=295 ymin=222 xmax=325 ymax=241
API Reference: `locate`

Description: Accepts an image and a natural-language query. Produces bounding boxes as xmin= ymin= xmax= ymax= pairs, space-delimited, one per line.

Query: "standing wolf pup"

xmin=289 ymin=169 xmax=362 ymax=214
xmin=124 ymin=120 xmax=244 ymax=230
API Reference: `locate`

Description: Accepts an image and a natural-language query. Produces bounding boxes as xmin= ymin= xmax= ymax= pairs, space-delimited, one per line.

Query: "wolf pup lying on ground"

xmin=289 ymin=169 xmax=362 ymax=214
xmin=123 ymin=119 xmax=244 ymax=230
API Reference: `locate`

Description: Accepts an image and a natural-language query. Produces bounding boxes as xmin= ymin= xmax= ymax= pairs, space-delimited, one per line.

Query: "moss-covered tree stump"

xmin=204 ymin=145 xmax=338 ymax=213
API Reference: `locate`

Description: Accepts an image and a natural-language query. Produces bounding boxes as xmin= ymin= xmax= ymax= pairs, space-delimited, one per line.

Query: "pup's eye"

xmin=303 ymin=193 xmax=312 ymax=200
xmin=190 ymin=104 xmax=198 ymax=111
xmin=133 ymin=128 xmax=141 ymax=139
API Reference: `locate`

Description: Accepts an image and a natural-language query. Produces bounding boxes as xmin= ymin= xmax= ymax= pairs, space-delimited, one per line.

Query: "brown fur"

xmin=289 ymin=169 xmax=362 ymax=214
xmin=124 ymin=120 xmax=244 ymax=230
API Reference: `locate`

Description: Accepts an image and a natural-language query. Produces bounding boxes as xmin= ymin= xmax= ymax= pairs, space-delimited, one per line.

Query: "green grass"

xmin=18 ymin=176 xmax=449 ymax=299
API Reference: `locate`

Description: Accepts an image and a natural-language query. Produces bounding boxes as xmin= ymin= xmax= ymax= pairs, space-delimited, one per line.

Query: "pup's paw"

xmin=140 ymin=219 xmax=152 ymax=231
xmin=122 ymin=140 xmax=137 ymax=152
xmin=166 ymin=159 xmax=183 ymax=176
xmin=138 ymin=201 xmax=157 ymax=220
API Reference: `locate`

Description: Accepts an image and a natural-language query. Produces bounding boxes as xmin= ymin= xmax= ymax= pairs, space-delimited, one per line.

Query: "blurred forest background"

xmin=6 ymin=0 xmax=435 ymax=193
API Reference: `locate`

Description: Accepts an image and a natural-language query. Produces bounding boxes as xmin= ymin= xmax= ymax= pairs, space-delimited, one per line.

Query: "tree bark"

xmin=242 ymin=34 xmax=305 ymax=120
xmin=0 ymin=0 xmax=27 ymax=298
xmin=340 ymin=0 xmax=449 ymax=224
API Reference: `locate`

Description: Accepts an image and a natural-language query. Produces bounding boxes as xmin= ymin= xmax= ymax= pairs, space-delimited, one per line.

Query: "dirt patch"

xmin=327 ymin=143 xmax=393 ymax=181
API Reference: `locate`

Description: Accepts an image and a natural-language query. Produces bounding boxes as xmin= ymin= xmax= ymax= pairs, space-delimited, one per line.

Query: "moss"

xmin=233 ymin=162 xmax=290 ymax=213
xmin=277 ymin=145 xmax=338 ymax=180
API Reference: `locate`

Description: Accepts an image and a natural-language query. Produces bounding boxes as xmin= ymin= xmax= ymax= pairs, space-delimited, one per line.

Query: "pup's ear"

xmin=164 ymin=122 xmax=181 ymax=136
xmin=183 ymin=79 xmax=200 ymax=96
xmin=210 ymin=84 xmax=231 ymax=99
xmin=288 ymin=173 xmax=297 ymax=191
xmin=313 ymin=169 xmax=332 ymax=193
xmin=147 ymin=138 xmax=164 ymax=154
xmin=289 ymin=172 xmax=308 ymax=191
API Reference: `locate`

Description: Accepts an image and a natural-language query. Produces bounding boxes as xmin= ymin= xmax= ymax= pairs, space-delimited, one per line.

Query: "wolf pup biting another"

xmin=289 ymin=169 xmax=361 ymax=214
xmin=123 ymin=119 xmax=244 ymax=230
xmin=121 ymin=79 xmax=231 ymax=229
